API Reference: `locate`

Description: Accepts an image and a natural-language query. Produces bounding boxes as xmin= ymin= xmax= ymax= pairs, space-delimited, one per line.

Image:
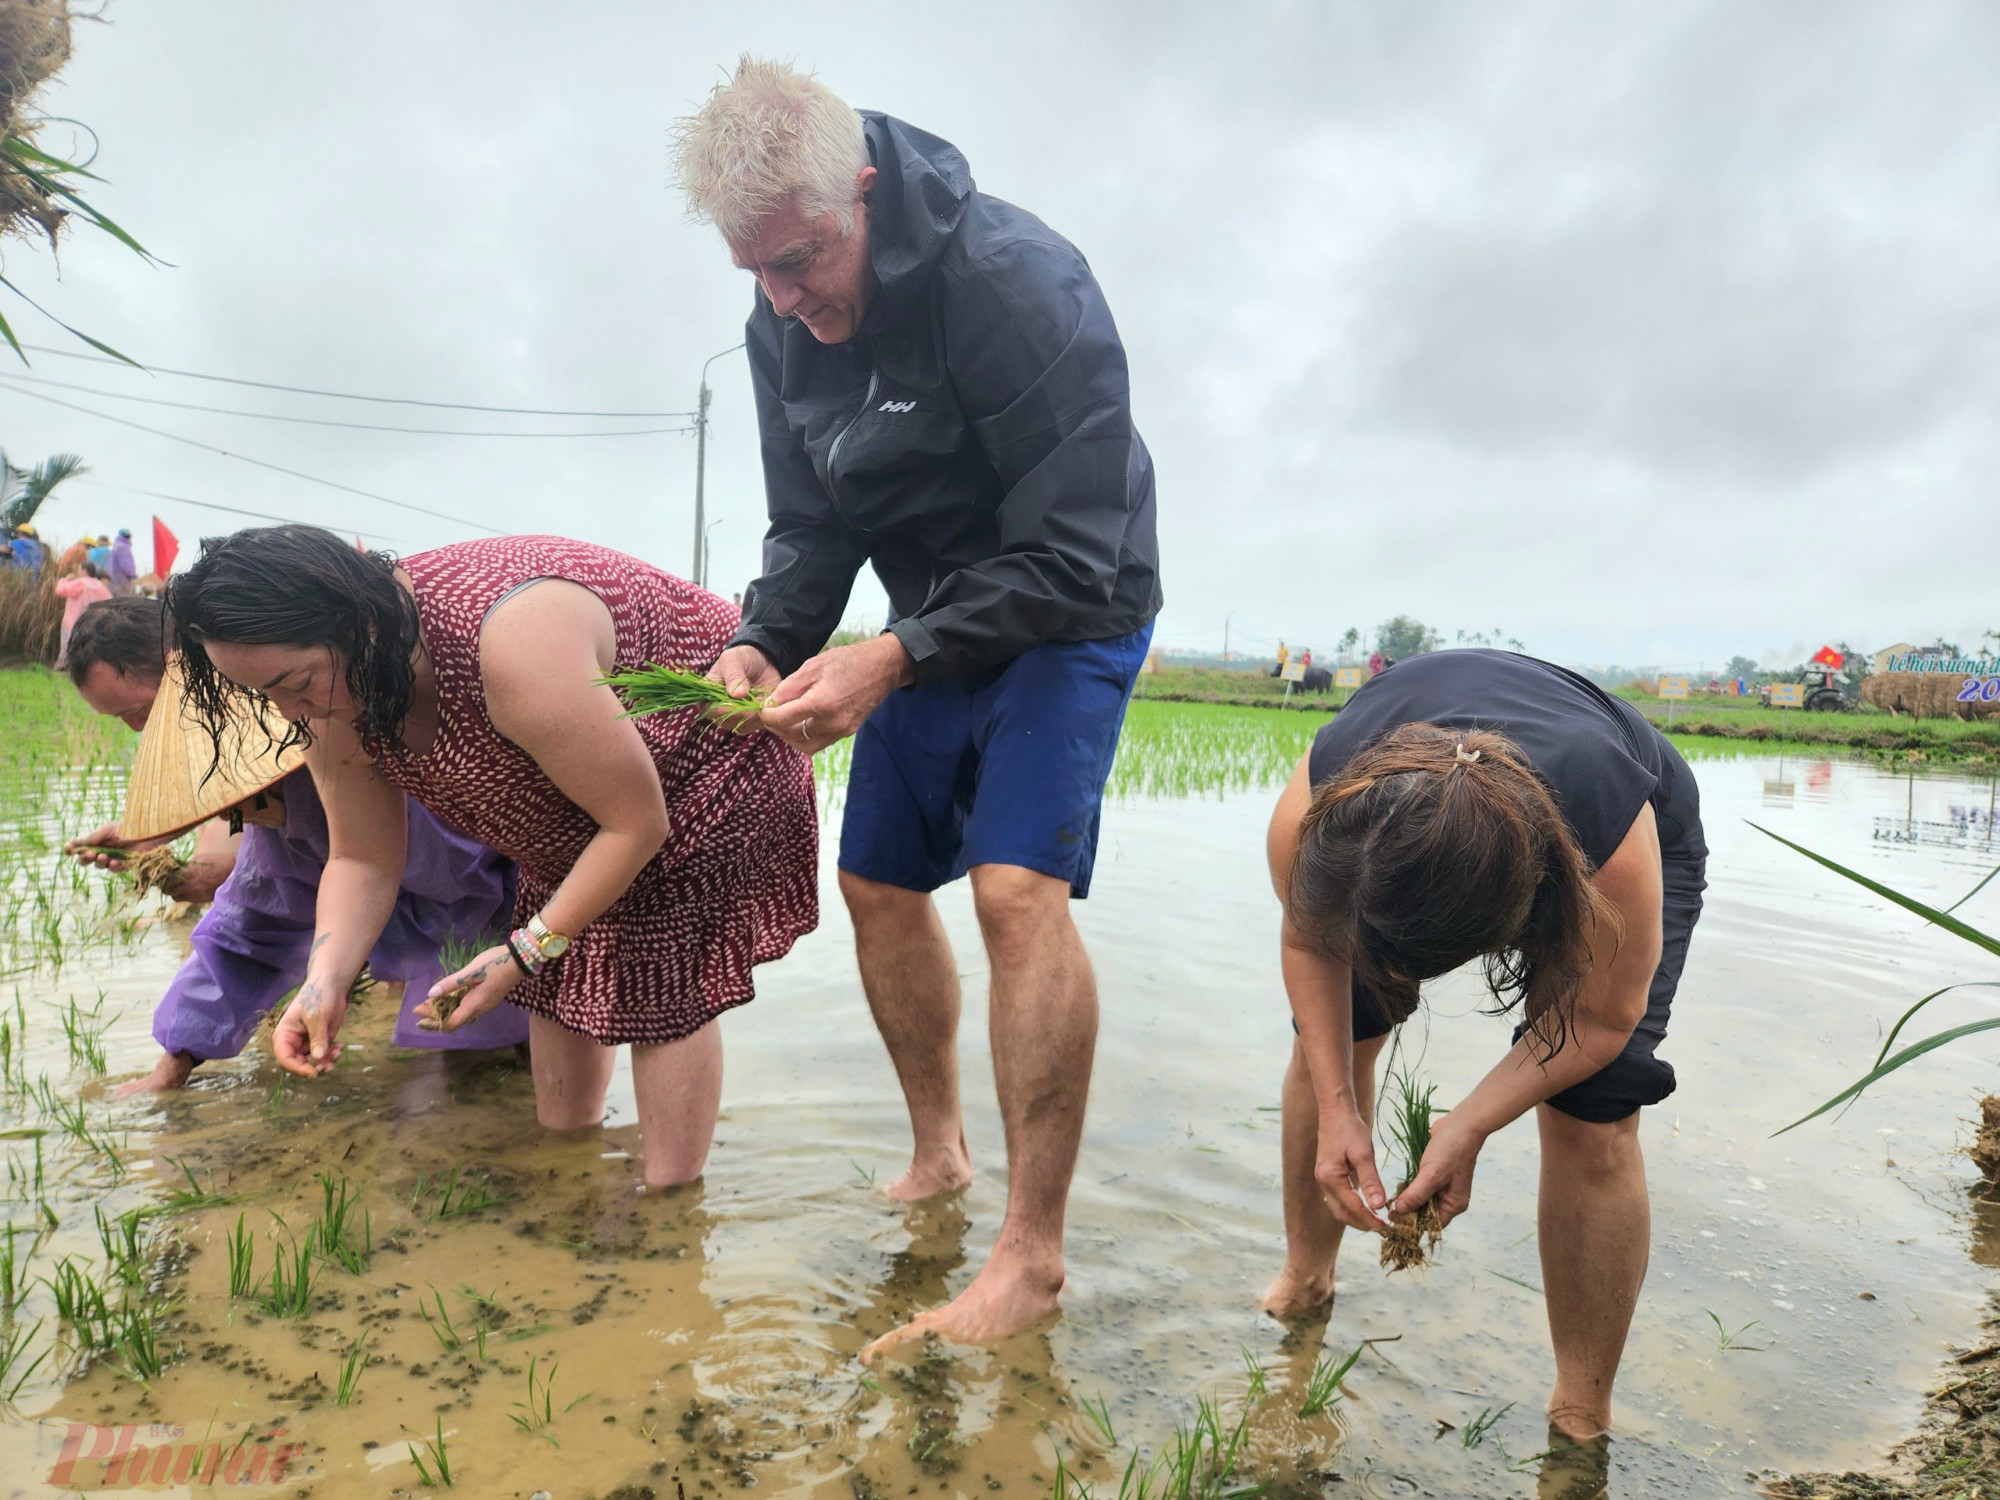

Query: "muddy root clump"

xmin=1970 ymin=1095 xmax=2000 ymax=1190
xmin=1379 ymin=1194 xmax=1443 ymax=1273
xmin=124 ymin=845 xmax=184 ymax=898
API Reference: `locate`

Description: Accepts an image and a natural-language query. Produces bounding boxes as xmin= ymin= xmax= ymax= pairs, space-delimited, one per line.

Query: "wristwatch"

xmin=524 ymin=913 xmax=571 ymax=961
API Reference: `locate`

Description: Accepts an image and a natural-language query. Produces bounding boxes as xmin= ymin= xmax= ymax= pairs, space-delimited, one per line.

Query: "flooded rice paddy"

xmin=2 ymin=675 xmax=1998 ymax=1498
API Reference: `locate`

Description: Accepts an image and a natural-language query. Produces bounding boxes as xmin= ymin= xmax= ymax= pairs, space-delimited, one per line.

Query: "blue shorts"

xmin=839 ymin=625 xmax=1154 ymax=898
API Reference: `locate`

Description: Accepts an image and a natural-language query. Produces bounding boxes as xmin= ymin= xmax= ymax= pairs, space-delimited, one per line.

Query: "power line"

xmin=0 ymin=379 xmax=506 ymax=536
xmin=3 ymin=370 xmax=698 ymax=438
xmin=18 ymin=342 xmax=698 ymax=419
xmin=71 ymin=477 xmax=404 ymax=543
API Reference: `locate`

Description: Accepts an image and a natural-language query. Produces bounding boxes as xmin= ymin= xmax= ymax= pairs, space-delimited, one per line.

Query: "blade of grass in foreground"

xmin=1747 ymin=823 xmax=2000 ymax=960
xmin=1777 ymin=1014 xmax=2000 ymax=1136
xmin=1873 ymin=982 xmax=2000 ymax=1070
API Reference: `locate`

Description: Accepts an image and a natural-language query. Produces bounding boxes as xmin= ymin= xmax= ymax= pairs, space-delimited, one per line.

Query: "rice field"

xmin=1 ymin=664 xmax=1998 ymax=1497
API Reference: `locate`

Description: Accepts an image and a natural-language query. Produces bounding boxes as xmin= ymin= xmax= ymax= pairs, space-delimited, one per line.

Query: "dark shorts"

xmin=1345 ymin=732 xmax=1707 ymax=1124
xmin=838 ymin=624 xmax=1154 ymax=898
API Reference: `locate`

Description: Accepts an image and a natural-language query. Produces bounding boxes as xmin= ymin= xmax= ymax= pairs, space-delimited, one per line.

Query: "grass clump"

xmin=1380 ymin=1066 xmax=1443 ymax=1272
xmin=509 ymin=1354 xmax=586 ymax=1447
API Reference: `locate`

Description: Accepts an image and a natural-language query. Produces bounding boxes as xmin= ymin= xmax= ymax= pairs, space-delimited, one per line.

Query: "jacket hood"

xmin=861 ymin=112 xmax=973 ymax=290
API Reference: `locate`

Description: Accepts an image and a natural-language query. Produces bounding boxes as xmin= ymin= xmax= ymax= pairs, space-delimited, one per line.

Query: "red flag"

xmin=1810 ymin=645 xmax=1844 ymax=669
xmin=152 ymin=516 xmax=179 ymax=578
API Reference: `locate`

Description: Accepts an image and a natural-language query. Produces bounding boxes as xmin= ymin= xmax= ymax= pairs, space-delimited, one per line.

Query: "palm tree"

xmin=1 ymin=450 xmax=87 ymax=531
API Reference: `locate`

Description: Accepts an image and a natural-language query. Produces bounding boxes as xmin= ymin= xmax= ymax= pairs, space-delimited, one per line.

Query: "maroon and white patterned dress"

xmin=375 ymin=537 xmax=818 ymax=1045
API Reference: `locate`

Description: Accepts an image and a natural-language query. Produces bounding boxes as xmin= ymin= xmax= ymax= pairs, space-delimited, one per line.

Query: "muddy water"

xmin=2 ymin=733 xmax=1998 ymax=1499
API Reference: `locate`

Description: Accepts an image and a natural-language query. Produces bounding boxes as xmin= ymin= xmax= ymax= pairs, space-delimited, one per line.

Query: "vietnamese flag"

xmin=152 ymin=516 xmax=179 ymax=578
xmin=1810 ymin=645 xmax=1844 ymax=669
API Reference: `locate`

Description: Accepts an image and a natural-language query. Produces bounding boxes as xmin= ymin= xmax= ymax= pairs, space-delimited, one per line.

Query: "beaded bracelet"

xmin=508 ymin=929 xmax=544 ymax=977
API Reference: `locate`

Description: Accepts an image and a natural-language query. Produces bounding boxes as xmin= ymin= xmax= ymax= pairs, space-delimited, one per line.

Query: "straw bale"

xmin=1861 ymin=672 xmax=2000 ymax=721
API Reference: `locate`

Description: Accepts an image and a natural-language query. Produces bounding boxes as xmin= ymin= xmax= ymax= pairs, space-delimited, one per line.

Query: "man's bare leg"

xmin=840 ymin=870 xmax=973 ymax=1200
xmin=1263 ymin=1033 xmax=1385 ymax=1315
xmin=863 ymin=863 xmax=1090 ymax=1357
xmin=1537 ymin=1105 xmax=1648 ymax=1440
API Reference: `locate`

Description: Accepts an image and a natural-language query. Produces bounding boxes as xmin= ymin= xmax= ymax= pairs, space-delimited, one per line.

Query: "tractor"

xmin=1760 ymin=662 xmax=1850 ymax=713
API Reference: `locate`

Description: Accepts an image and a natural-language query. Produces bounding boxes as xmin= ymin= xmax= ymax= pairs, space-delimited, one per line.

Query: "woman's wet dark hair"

xmin=162 ymin=524 xmax=422 ymax=760
xmin=1288 ymin=723 xmax=1620 ymax=1059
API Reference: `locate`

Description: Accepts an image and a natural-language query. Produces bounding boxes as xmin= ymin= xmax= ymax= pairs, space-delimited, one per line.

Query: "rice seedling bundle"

xmin=1380 ymin=1067 xmax=1444 ymax=1272
xmin=599 ymin=664 xmax=767 ymax=725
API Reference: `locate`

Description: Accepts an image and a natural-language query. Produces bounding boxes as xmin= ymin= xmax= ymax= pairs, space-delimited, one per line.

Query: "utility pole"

xmin=692 ymin=343 xmax=745 ymax=588
xmin=1223 ymin=611 xmax=1237 ymax=663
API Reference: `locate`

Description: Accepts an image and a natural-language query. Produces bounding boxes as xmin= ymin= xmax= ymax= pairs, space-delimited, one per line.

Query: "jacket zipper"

xmin=825 ymin=366 xmax=879 ymax=505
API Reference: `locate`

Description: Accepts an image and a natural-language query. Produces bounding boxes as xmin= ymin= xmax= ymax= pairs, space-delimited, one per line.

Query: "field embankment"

xmin=1619 ymin=691 xmax=2000 ymax=767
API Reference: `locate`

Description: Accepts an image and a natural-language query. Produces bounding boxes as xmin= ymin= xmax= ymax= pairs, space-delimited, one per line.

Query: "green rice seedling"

xmin=1297 ymin=1344 xmax=1362 ymax=1417
xmin=1754 ymin=827 xmax=2000 ymax=1133
xmin=508 ymin=1354 xmax=587 ymax=1447
xmin=0 ymin=1221 xmax=26 ymax=1309
xmin=45 ymin=1256 xmax=111 ymax=1341
xmin=407 ymin=1414 xmax=453 ymax=1487
xmin=1705 ymin=1310 xmax=1766 ymax=1352
xmin=1380 ymin=1066 xmax=1443 ymax=1271
xmin=424 ymin=1164 xmax=503 ymax=1221
xmin=599 ymin=663 xmax=768 ymax=727
xmin=420 ymin=1285 xmax=463 ymax=1351
xmin=1238 ymin=1345 xmax=1267 ymax=1402
xmin=94 ymin=1206 xmax=147 ymax=1288
xmin=1080 ymin=1391 xmax=1118 ymax=1446
xmin=225 ymin=1213 xmax=255 ymax=1299
xmin=0 ymin=1318 xmax=48 ymax=1401
xmin=1461 ymin=1403 xmax=1513 ymax=1449
xmin=57 ymin=994 xmax=115 ymax=1074
xmin=258 ymin=1230 xmax=316 ymax=1319
xmin=159 ymin=1157 xmax=236 ymax=1213
xmin=312 ymin=1171 xmax=371 ymax=1272
xmin=109 ymin=1298 xmax=165 ymax=1383
xmin=335 ymin=1333 xmax=369 ymax=1407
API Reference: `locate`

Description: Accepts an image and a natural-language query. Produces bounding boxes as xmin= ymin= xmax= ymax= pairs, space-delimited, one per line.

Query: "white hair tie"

xmin=1454 ymin=743 xmax=1481 ymax=765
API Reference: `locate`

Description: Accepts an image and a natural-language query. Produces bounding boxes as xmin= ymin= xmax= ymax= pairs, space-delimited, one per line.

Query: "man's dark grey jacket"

xmin=728 ymin=113 xmax=1162 ymax=684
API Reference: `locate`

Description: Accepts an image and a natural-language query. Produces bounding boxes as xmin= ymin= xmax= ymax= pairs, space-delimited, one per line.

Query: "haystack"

xmin=1861 ymin=672 xmax=2000 ymax=721
xmin=0 ymin=0 xmax=74 ymax=247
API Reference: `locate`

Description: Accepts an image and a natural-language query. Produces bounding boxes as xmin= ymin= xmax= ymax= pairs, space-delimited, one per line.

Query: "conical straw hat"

xmin=121 ymin=658 xmax=307 ymax=843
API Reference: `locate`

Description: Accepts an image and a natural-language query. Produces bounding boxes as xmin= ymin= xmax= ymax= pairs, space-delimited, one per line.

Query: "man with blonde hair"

xmin=674 ymin=59 xmax=1160 ymax=1356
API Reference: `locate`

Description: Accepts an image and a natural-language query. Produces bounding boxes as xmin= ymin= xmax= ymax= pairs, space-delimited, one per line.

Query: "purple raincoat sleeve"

xmin=150 ymin=771 xmax=528 ymax=1060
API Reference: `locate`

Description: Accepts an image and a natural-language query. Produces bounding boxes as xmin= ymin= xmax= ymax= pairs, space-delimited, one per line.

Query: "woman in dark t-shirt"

xmin=1263 ymin=650 xmax=1706 ymax=1442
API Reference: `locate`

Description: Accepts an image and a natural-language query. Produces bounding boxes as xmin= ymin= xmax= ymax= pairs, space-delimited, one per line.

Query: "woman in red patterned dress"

xmin=164 ymin=526 xmax=818 ymax=1186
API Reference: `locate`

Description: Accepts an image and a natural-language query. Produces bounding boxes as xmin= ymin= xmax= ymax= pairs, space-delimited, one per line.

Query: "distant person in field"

xmin=1271 ymin=640 xmax=1290 ymax=679
xmin=1262 ymin=649 xmax=1705 ymax=1443
xmin=107 ymin=527 xmax=137 ymax=594
xmin=7 ymin=523 xmax=42 ymax=570
xmin=165 ymin=525 xmax=818 ymax=1187
xmin=674 ymin=58 xmax=1160 ymax=1352
xmin=59 ymin=597 xmax=527 ymax=1094
xmin=53 ymin=559 xmax=111 ymax=669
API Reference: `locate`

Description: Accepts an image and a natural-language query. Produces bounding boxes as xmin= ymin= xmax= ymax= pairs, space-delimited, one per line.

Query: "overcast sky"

xmin=4 ymin=0 xmax=1993 ymax=672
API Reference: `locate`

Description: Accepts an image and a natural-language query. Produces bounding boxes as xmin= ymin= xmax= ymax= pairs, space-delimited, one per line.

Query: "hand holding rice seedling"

xmin=1380 ymin=1067 xmax=1445 ymax=1272
xmin=599 ymin=663 xmax=768 ymax=726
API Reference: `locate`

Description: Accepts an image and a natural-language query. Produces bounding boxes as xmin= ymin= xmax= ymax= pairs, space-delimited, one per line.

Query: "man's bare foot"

xmin=1546 ymin=1403 xmax=1612 ymax=1442
xmin=1260 ymin=1262 xmax=1336 ymax=1319
xmin=885 ymin=1130 xmax=973 ymax=1202
xmin=860 ymin=1254 xmax=1062 ymax=1362
xmin=114 ymin=1051 xmax=195 ymax=1098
